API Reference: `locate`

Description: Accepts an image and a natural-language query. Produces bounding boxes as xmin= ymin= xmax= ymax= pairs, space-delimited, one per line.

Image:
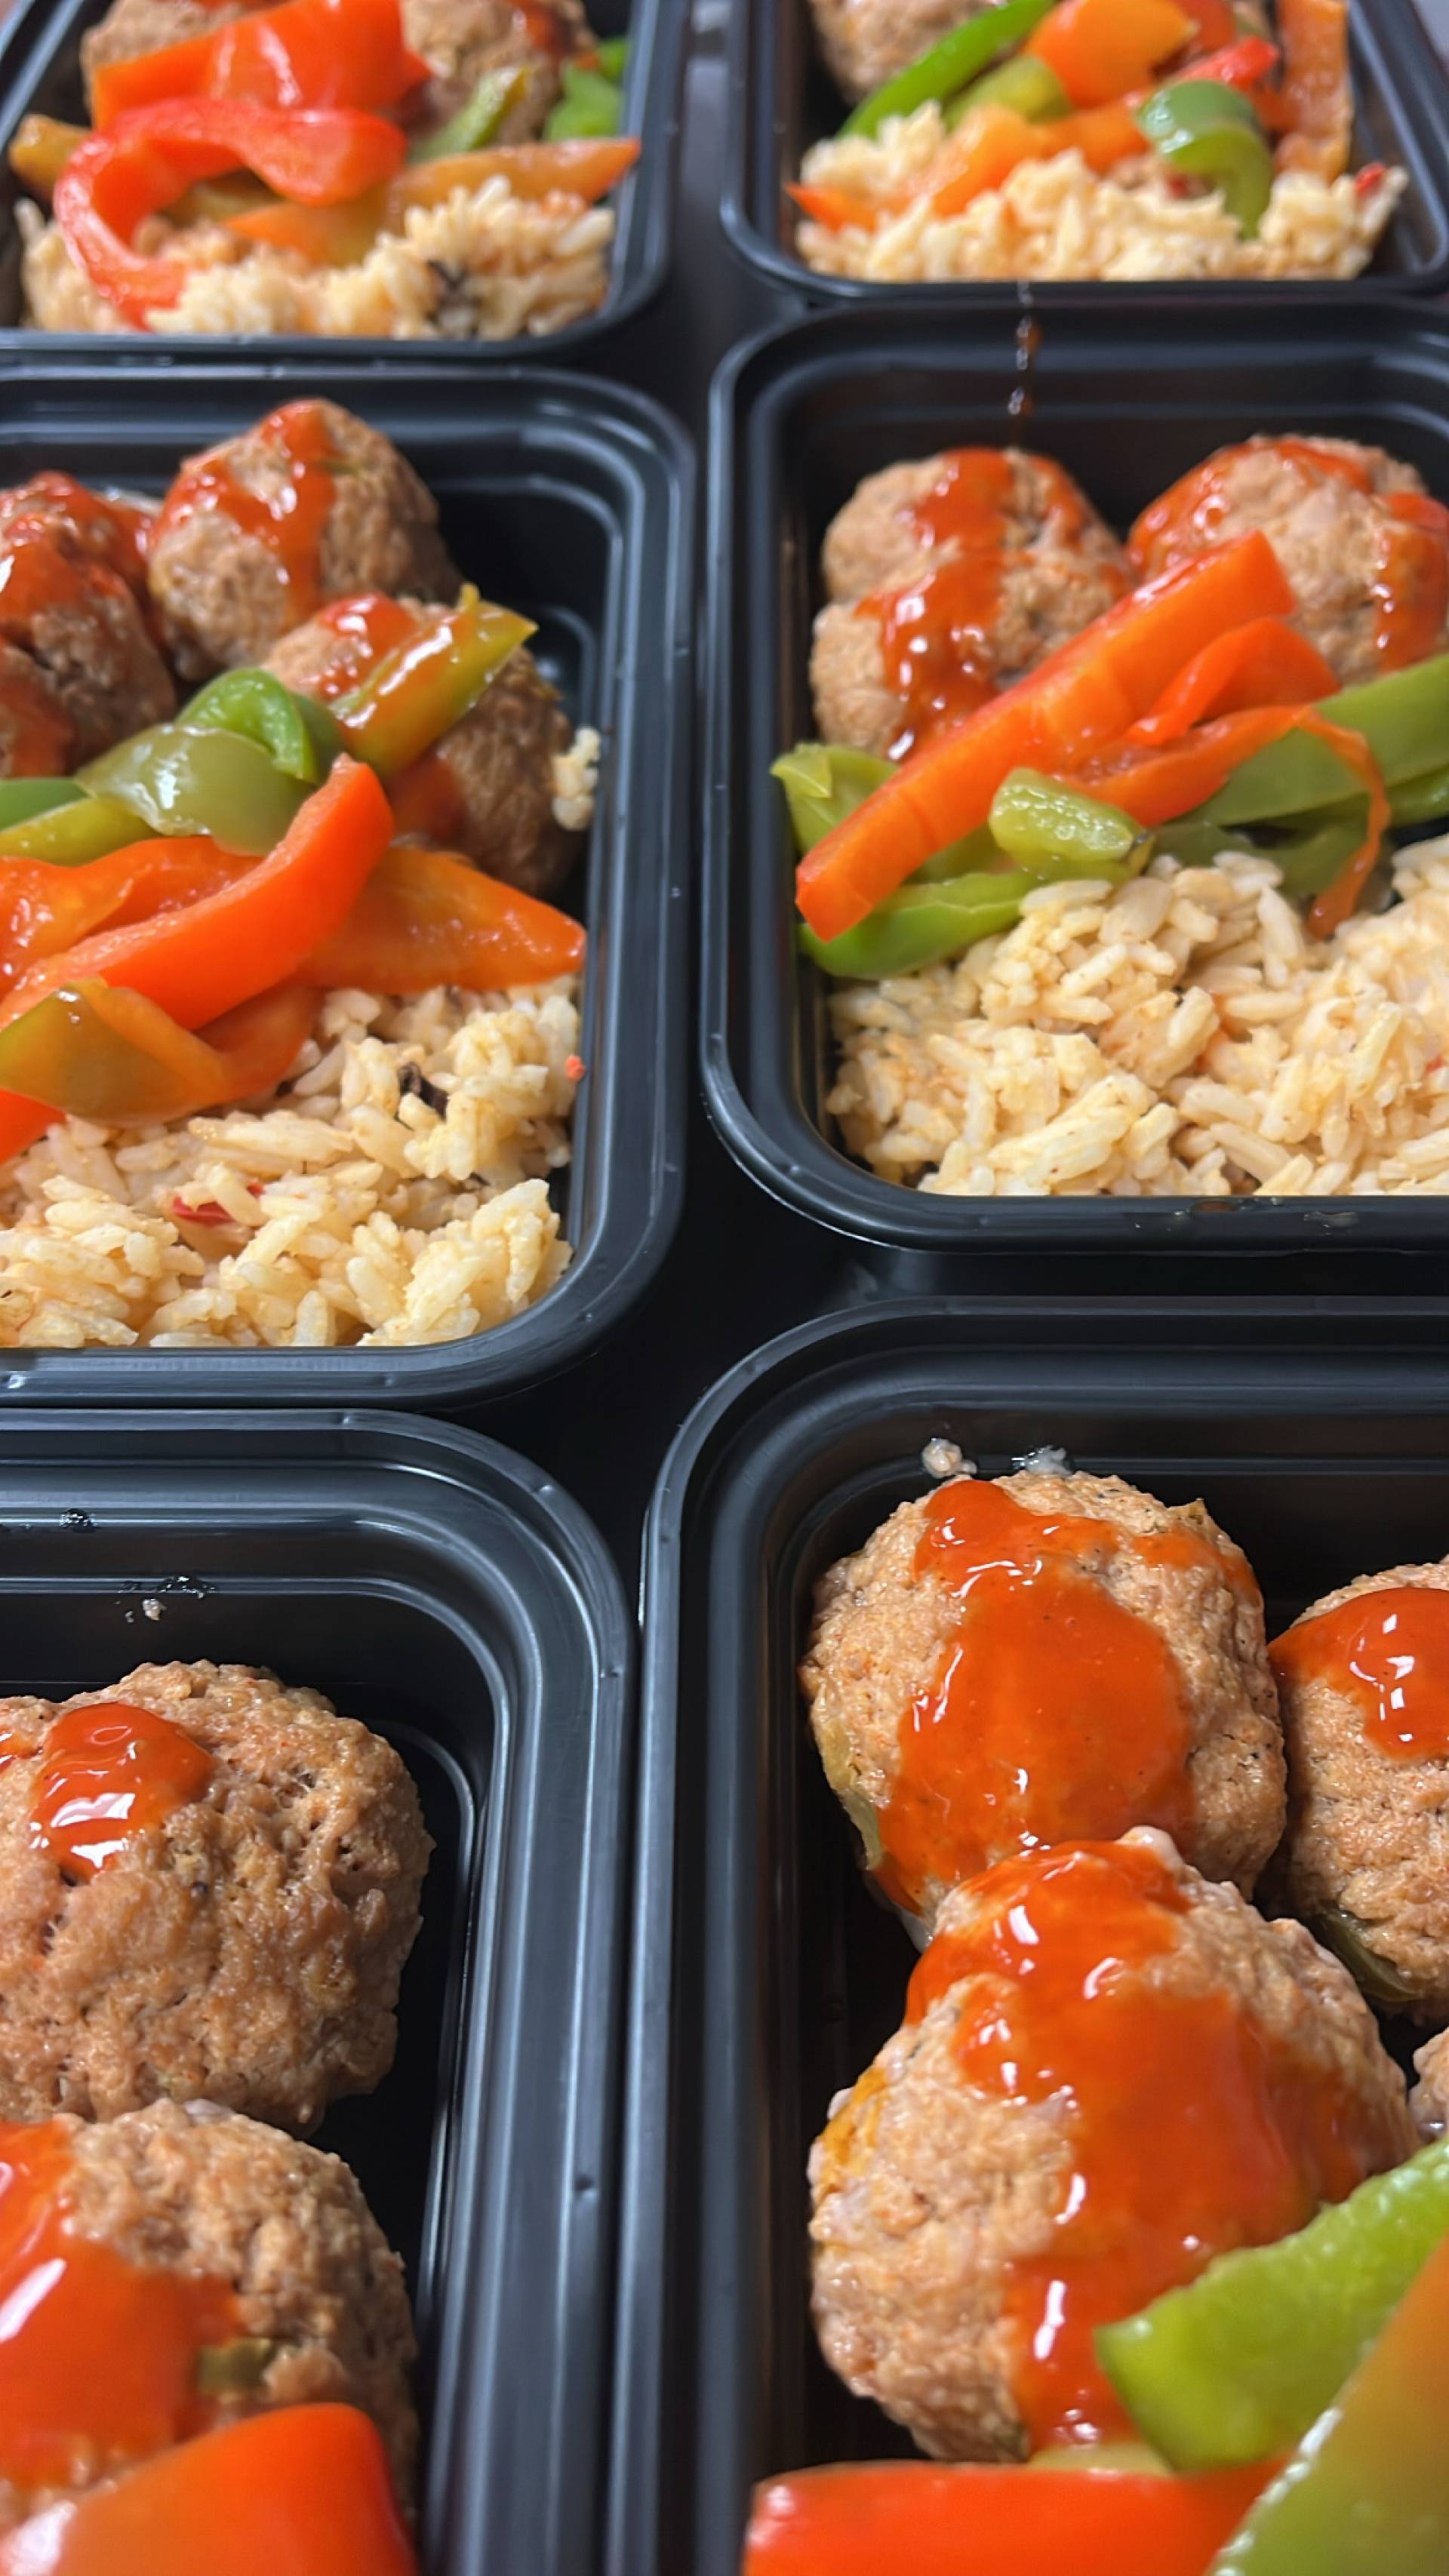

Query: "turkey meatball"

xmin=1130 ymin=437 xmax=1449 ymax=688
xmin=0 ymin=1660 xmax=430 ymax=2129
xmin=404 ymin=0 xmax=589 ymax=136
xmin=801 ymin=1468 xmax=1284 ymax=1932
xmin=0 ymin=473 xmax=174 ymax=770
xmin=146 ymin=401 xmax=459 ymax=678
xmin=809 ymin=1834 xmax=1415 ymax=2463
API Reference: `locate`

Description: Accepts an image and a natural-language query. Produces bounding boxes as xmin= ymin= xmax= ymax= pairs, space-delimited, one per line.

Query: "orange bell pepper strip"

xmin=0 ymin=2404 xmax=418 ymax=2576
xmin=1275 ymin=0 xmax=1352 ymax=180
xmin=786 ymin=180 xmax=881 ymax=233
xmin=227 ymin=134 xmax=641 ymax=263
xmin=742 ymin=2461 xmax=1272 ymax=2576
xmin=53 ymin=100 xmax=408 ymax=328
xmin=0 ymin=835 xmax=251 ymax=994
xmin=91 ymin=0 xmax=429 ymax=126
xmin=1178 ymin=0 xmax=1238 ymax=51
xmin=922 ymin=102 xmax=1149 ymax=223
xmin=226 ymin=180 xmax=389 ymax=262
xmin=795 ymin=530 xmax=1293 ymax=941
xmin=0 ymin=975 xmax=317 ymax=1129
xmin=1124 ymin=617 xmax=1340 ymax=746
xmin=303 ymin=843 xmax=585 ymax=991
xmin=1026 ymin=0 xmax=1196 ymax=109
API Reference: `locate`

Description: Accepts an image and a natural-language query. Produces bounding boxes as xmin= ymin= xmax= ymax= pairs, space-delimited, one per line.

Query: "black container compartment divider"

xmin=615 ymin=1295 xmax=1449 ymax=2576
xmin=0 ymin=1404 xmax=635 ymax=2575
xmin=705 ymin=300 xmax=1449 ymax=1267
xmin=0 ymin=0 xmax=685 ymax=359
xmin=0 ymin=361 xmax=692 ymax=1406
xmin=719 ymin=0 xmax=1449 ymax=306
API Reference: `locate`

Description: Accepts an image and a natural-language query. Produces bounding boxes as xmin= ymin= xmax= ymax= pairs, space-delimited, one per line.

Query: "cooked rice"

xmin=827 ymin=840 xmax=1449 ymax=1197
xmin=796 ymin=106 xmax=1404 ymax=282
xmin=0 ymin=981 xmax=580 ymax=1347
xmin=19 ymin=180 xmax=614 ymax=340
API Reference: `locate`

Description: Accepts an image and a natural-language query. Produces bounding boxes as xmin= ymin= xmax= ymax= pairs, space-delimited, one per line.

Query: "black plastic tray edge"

xmin=0 ymin=0 xmax=686 ymax=360
xmin=700 ymin=300 xmax=1449 ymax=1260
xmin=717 ymin=0 xmax=1449 ymax=307
xmin=613 ymin=1293 xmax=1449 ymax=2576
xmin=0 ymin=361 xmax=694 ymax=1408
xmin=0 ymin=1400 xmax=636 ymax=2576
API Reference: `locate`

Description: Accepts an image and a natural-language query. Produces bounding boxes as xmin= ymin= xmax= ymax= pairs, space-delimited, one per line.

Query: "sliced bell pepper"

xmin=0 ymin=2403 xmax=418 ymax=2576
xmin=6 ymin=112 xmax=88 ymax=203
xmin=801 ymin=869 xmax=1041 ymax=978
xmin=388 ymin=134 xmax=638 ymax=210
xmin=838 ymin=0 xmax=1056 ymax=138
xmin=1180 ymin=37 xmax=1281 ymax=95
xmin=183 ymin=667 xmax=340 ymax=782
xmin=1387 ymin=764 xmax=1449 ymax=826
xmin=333 ymin=595 xmax=534 ymax=777
xmin=0 ymin=835 xmax=250 ymax=992
xmin=1275 ymin=0 xmax=1352 ymax=181
xmin=1318 ymin=653 xmax=1449 ymax=791
xmin=79 ymin=723 xmax=306 ymax=854
xmin=53 ymin=100 xmax=408 ymax=330
xmin=787 ymin=180 xmax=879 ymax=232
xmin=1136 ymin=77 xmax=1273 ymax=232
xmin=91 ymin=0 xmax=429 ymax=127
xmin=772 ymin=743 xmax=895 ymax=851
xmin=989 ymin=766 xmax=1150 ymax=868
xmin=795 ymin=530 xmax=1292 ymax=940
xmin=410 ymin=66 xmax=527 ymax=159
xmin=0 ymin=974 xmax=315 ymax=1124
xmin=1127 ymin=618 xmax=1340 ymax=745
xmin=543 ymin=58 xmax=624 ymax=140
xmin=743 ymin=2461 xmax=1271 ymax=2576
xmin=302 ymin=842 xmax=583 ymax=990
xmin=0 ymin=779 xmax=84 ymax=834
xmin=1177 ymin=0 xmax=1238 ymax=49
xmin=924 ymin=97 xmax=1144 ymax=217
xmin=0 ymin=794 xmax=152 ymax=868
xmin=226 ymin=181 xmax=389 ymax=262
xmin=944 ymin=53 xmax=1070 ymax=126
xmin=1026 ymin=0 xmax=1197 ymax=110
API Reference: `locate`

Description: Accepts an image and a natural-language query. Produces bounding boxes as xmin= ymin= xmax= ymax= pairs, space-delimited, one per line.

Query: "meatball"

xmin=0 ymin=2099 xmax=415 ymax=2531
xmin=809 ymin=0 xmax=992 ymax=103
xmin=1411 ymin=2027 xmax=1449 ymax=2138
xmin=808 ymin=1832 xmax=1415 ymax=2462
xmin=81 ymin=0 xmax=251 ymax=106
xmin=267 ymin=602 xmax=578 ymax=897
xmin=1129 ymin=437 xmax=1449 ymax=688
xmin=0 ymin=1660 xmax=430 ymax=2129
xmin=811 ymin=450 xmax=1129 ymax=758
xmin=0 ymin=475 xmax=175 ymax=770
xmin=146 ymin=402 xmax=459 ymax=679
xmin=1269 ymin=1557 xmax=1449 ymax=2019
xmin=404 ymin=0 xmax=589 ymax=137
xmin=801 ymin=1469 xmax=1284 ymax=1931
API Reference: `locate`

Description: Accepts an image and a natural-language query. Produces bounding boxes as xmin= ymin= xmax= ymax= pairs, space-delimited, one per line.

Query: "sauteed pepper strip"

xmin=225 ymin=136 xmax=639 ymax=261
xmin=1126 ymin=618 xmax=1340 ymax=744
xmin=304 ymin=843 xmax=584 ymax=988
xmin=1025 ymin=0 xmax=1195 ymax=111
xmin=1275 ymin=0 xmax=1352 ymax=180
xmin=80 ymin=721 xmax=308 ymax=853
xmin=838 ymin=0 xmax=1056 ymax=139
xmin=0 ymin=976 xmax=317 ymax=1127
xmin=0 ymin=834 xmax=251 ymax=992
xmin=333 ymin=595 xmax=535 ymax=776
xmin=91 ymin=0 xmax=429 ymax=125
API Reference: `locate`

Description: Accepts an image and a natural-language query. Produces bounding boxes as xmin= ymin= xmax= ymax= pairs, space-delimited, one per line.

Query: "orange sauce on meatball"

xmin=300 ymin=592 xmax=420 ymax=697
xmin=24 ymin=1701 xmax=213 ymax=1881
xmin=153 ymin=401 xmax=344 ymax=623
xmin=1272 ymin=1583 xmax=1449 ymax=1760
xmin=0 ymin=2117 xmax=241 ymax=2494
xmin=906 ymin=1840 xmax=1406 ymax=2450
xmin=873 ymin=1480 xmax=1260 ymax=1914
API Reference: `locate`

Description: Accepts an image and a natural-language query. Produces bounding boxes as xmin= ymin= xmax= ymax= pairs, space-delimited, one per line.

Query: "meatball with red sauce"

xmin=0 ymin=470 xmax=174 ymax=773
xmin=404 ymin=0 xmax=590 ymax=137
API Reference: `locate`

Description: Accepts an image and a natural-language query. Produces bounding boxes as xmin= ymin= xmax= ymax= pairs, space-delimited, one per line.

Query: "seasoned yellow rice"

xmin=828 ymin=840 xmax=1449 ymax=1197
xmin=796 ymin=106 xmax=1404 ymax=283
xmin=20 ymin=179 xmax=615 ymax=340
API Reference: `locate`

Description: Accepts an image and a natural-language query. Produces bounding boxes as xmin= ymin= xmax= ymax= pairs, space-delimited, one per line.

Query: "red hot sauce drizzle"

xmin=300 ymin=592 xmax=421 ymax=698
xmin=25 ymin=1700 xmax=214 ymax=1881
xmin=873 ymin=1479 xmax=1260 ymax=1916
xmin=1272 ymin=1584 xmax=1449 ymax=1760
xmin=152 ymin=401 xmax=344 ymax=625
xmin=904 ymin=1839 xmax=1409 ymax=2450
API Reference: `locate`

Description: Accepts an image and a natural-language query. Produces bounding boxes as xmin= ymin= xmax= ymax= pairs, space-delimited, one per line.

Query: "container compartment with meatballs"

xmin=0 ymin=367 xmax=691 ymax=1394
xmin=0 ymin=1402 xmax=635 ymax=2574
xmin=0 ymin=0 xmax=685 ymax=345
xmin=719 ymin=0 xmax=1449 ymax=298
xmin=706 ymin=305 xmax=1449 ymax=1257
xmin=621 ymin=1297 xmax=1449 ymax=2576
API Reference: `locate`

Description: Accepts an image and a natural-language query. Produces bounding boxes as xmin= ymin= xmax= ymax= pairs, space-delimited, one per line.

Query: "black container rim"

xmin=0 ymin=0 xmax=685 ymax=358
xmin=718 ymin=0 xmax=1449 ymax=306
xmin=702 ymin=300 xmax=1449 ymax=1258
xmin=0 ymin=359 xmax=694 ymax=1404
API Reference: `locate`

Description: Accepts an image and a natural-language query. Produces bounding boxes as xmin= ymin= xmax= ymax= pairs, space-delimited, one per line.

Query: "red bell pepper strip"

xmin=53 ymin=100 xmax=407 ymax=328
xmin=0 ymin=833 xmax=251 ymax=994
xmin=742 ymin=2461 xmax=1272 ymax=2576
xmin=302 ymin=843 xmax=584 ymax=991
xmin=225 ymin=134 xmax=641 ymax=263
xmin=1026 ymin=0 xmax=1197 ymax=109
xmin=1177 ymin=0 xmax=1239 ymax=52
xmin=1181 ymin=36 xmax=1280 ymax=93
xmin=795 ymin=531 xmax=1293 ymax=941
xmin=0 ymin=2404 xmax=418 ymax=2576
xmin=91 ymin=0 xmax=429 ymax=126
xmin=1275 ymin=0 xmax=1352 ymax=179
xmin=1124 ymin=618 xmax=1340 ymax=746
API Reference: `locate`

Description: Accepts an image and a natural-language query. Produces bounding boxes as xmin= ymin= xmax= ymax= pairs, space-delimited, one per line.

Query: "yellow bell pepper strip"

xmin=795 ymin=530 xmax=1292 ymax=941
xmin=410 ymin=66 xmax=526 ymax=158
xmin=1127 ymin=618 xmax=1340 ymax=745
xmin=80 ymin=722 xmax=307 ymax=853
xmin=0 ymin=795 xmax=152 ymax=868
xmin=332 ymin=595 xmax=534 ymax=777
xmin=1275 ymin=0 xmax=1352 ymax=180
xmin=6 ymin=113 xmax=88 ymax=203
xmin=1026 ymin=0 xmax=1196 ymax=109
xmin=1134 ymin=78 xmax=1274 ymax=233
xmin=91 ymin=0 xmax=429 ymax=128
xmin=838 ymin=0 xmax=1056 ymax=139
xmin=0 ymin=835 xmax=250 ymax=994
xmin=302 ymin=842 xmax=584 ymax=991
xmin=0 ymin=976 xmax=315 ymax=1127
xmin=53 ymin=100 xmax=408 ymax=330
xmin=229 ymin=134 xmax=640 ymax=260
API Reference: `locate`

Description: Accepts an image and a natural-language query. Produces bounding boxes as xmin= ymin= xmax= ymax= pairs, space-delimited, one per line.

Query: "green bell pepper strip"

xmin=1201 ymin=730 xmax=1361 ymax=826
xmin=801 ymin=869 xmax=1041 ymax=979
xmin=78 ymin=725 xmax=306 ymax=856
xmin=333 ymin=595 xmax=534 ymax=779
xmin=945 ymin=52 xmax=1069 ymax=128
xmin=0 ymin=779 xmax=83 ymax=833
xmin=1388 ymin=764 xmax=1449 ymax=827
xmin=182 ymin=668 xmax=337 ymax=785
xmin=410 ymin=66 xmax=527 ymax=159
xmin=838 ymin=0 xmax=1056 ymax=140
xmin=1136 ymin=79 xmax=1273 ymax=235
xmin=1309 ymin=1904 xmax=1423 ymax=2008
xmin=1321 ymin=653 xmax=1449 ymax=789
xmin=773 ymin=742 xmax=894 ymax=852
xmin=543 ymin=59 xmax=624 ymax=138
xmin=0 ymin=793 xmax=152 ymax=868
xmin=1270 ymin=810 xmax=1374 ymax=907
xmin=595 ymin=35 xmax=628 ymax=80
xmin=989 ymin=767 xmax=1151 ymax=871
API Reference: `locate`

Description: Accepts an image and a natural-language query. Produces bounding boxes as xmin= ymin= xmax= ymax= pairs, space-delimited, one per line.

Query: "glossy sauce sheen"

xmin=0 ymin=2120 xmax=239 ymax=2495
xmin=1272 ymin=1584 xmax=1449 ymax=1759
xmin=0 ymin=472 xmax=158 ymax=773
xmin=1131 ymin=441 xmax=1449 ymax=673
xmin=874 ymin=1480 xmax=1259 ymax=1913
xmin=304 ymin=592 xmax=420 ymax=697
xmin=153 ymin=403 xmax=343 ymax=622
xmin=905 ymin=1841 xmax=1405 ymax=2448
xmin=0 ymin=1701 xmax=214 ymax=1880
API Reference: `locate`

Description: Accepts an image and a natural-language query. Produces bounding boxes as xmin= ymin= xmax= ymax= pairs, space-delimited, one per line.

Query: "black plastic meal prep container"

xmin=0 ymin=1403 xmax=635 ymax=2575
xmin=0 ymin=359 xmax=692 ymax=1406
xmin=704 ymin=301 xmax=1449 ymax=1268
xmin=718 ymin=0 xmax=1449 ymax=308
xmin=0 ymin=0 xmax=685 ymax=358
xmin=613 ymin=1296 xmax=1449 ymax=2576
